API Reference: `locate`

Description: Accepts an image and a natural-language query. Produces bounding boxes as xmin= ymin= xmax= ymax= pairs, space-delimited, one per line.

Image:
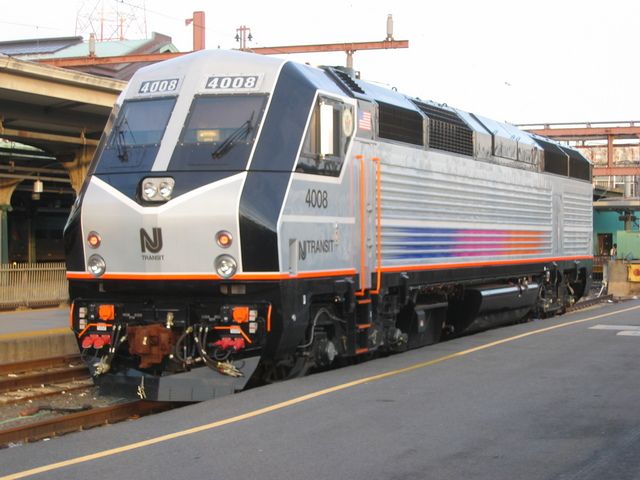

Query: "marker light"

xmin=87 ymin=231 xmax=101 ymax=249
xmin=216 ymin=230 xmax=233 ymax=248
xmin=87 ymin=254 xmax=107 ymax=277
xmin=215 ymin=255 xmax=237 ymax=279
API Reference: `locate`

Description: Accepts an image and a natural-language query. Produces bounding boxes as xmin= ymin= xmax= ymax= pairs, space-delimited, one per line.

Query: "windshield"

xmin=93 ymin=97 xmax=176 ymax=174
xmin=168 ymin=94 xmax=267 ymax=171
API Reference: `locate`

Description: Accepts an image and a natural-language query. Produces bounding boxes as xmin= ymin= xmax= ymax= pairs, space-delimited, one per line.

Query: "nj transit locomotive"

xmin=65 ymin=50 xmax=593 ymax=401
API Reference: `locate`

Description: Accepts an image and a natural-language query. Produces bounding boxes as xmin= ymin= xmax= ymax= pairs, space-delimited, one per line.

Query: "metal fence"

xmin=0 ymin=262 xmax=69 ymax=310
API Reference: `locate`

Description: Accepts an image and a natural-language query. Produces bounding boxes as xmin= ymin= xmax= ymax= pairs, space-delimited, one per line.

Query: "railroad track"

xmin=0 ymin=355 xmax=83 ymax=377
xmin=0 ymin=355 xmax=91 ymax=405
xmin=0 ymin=400 xmax=173 ymax=447
xmin=567 ymin=294 xmax=614 ymax=313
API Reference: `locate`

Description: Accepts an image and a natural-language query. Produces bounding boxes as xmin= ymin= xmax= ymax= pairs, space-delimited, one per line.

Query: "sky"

xmin=1 ymin=0 xmax=639 ymax=125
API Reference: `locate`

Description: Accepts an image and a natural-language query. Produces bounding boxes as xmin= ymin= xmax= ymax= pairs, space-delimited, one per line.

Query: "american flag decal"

xmin=358 ymin=110 xmax=372 ymax=131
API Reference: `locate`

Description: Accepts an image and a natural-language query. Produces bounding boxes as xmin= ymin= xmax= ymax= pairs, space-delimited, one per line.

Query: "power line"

xmin=115 ymin=0 xmax=227 ymax=35
xmin=0 ymin=20 xmax=63 ymax=32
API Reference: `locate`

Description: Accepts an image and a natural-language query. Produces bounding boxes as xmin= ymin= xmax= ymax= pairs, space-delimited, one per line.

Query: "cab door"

xmin=356 ymin=148 xmax=380 ymax=294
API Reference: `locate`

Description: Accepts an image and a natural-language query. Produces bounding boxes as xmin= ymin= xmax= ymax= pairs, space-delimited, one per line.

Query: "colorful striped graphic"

xmin=383 ymin=227 xmax=548 ymax=260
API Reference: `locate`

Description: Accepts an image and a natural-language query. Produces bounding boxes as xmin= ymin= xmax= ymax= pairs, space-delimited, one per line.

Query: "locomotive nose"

xmin=75 ymin=171 xmax=246 ymax=279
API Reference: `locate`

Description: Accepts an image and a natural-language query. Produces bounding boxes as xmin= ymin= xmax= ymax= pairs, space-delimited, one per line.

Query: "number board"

xmin=205 ymin=75 xmax=262 ymax=91
xmin=138 ymin=78 xmax=180 ymax=95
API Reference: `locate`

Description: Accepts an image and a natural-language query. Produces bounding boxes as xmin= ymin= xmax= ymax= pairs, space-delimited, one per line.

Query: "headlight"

xmin=141 ymin=177 xmax=174 ymax=202
xmin=159 ymin=181 xmax=173 ymax=199
xmin=215 ymin=255 xmax=237 ymax=278
xmin=87 ymin=254 xmax=106 ymax=277
xmin=142 ymin=181 xmax=158 ymax=200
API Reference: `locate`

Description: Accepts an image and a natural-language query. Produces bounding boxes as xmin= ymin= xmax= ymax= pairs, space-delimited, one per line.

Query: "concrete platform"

xmin=0 ymin=308 xmax=78 ymax=364
xmin=3 ymin=300 xmax=640 ymax=480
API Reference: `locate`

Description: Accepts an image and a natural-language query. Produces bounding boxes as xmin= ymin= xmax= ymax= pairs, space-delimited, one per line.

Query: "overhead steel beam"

xmin=593 ymin=167 xmax=640 ymax=176
xmin=0 ymin=172 xmax=70 ymax=183
xmin=0 ymin=99 xmax=107 ymax=133
xmin=0 ymin=127 xmax=99 ymax=146
xmin=0 ymin=147 xmax=55 ymax=160
xmin=574 ymin=143 xmax=640 ymax=148
xmin=0 ymin=164 xmax=68 ymax=175
xmin=35 ymin=40 xmax=409 ymax=68
xmin=527 ymin=126 xmax=640 ymax=138
xmin=248 ymin=40 xmax=409 ymax=55
xmin=36 ymin=51 xmax=183 ymax=68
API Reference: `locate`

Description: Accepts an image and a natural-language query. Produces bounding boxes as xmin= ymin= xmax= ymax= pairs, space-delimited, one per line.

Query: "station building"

xmin=0 ymin=34 xmax=177 ymax=264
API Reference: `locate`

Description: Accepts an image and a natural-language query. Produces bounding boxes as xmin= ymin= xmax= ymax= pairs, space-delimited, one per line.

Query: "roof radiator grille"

xmin=327 ymin=67 xmax=366 ymax=95
xmin=378 ymin=102 xmax=424 ymax=146
xmin=413 ymin=100 xmax=473 ymax=156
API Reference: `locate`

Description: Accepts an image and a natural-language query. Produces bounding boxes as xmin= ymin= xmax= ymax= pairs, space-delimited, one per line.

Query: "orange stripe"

xmin=507 ymin=230 xmax=546 ymax=236
xmin=502 ymin=243 xmax=544 ymax=248
xmin=370 ymin=157 xmax=382 ymax=295
xmin=66 ymin=256 xmax=592 ymax=282
xmin=357 ymin=154 xmax=366 ymax=296
xmin=213 ymin=325 xmax=253 ymax=344
xmin=68 ymin=301 xmax=74 ymax=330
xmin=76 ymin=322 xmax=110 ymax=338
xmin=295 ymin=269 xmax=357 ymax=279
xmin=381 ymin=255 xmax=593 ymax=273
xmin=357 ymin=299 xmax=372 ymax=305
xmin=266 ymin=304 xmax=272 ymax=333
xmin=67 ymin=269 xmax=357 ymax=281
xmin=355 ymin=347 xmax=369 ymax=355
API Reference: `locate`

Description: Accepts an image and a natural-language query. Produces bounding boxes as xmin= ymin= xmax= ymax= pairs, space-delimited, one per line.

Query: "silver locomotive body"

xmin=65 ymin=50 xmax=592 ymax=401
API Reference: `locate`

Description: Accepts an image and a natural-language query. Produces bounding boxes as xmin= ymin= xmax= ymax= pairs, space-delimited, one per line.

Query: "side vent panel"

xmin=413 ymin=100 xmax=474 ymax=156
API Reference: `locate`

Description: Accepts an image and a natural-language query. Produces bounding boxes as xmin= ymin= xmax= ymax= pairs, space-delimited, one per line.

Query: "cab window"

xmin=168 ymin=94 xmax=267 ymax=171
xmin=93 ymin=97 xmax=176 ymax=174
xmin=296 ymin=97 xmax=354 ymax=177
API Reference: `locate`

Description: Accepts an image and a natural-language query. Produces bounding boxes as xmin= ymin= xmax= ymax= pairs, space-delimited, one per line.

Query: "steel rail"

xmin=0 ymin=381 xmax=93 ymax=406
xmin=0 ymin=366 xmax=90 ymax=394
xmin=0 ymin=401 xmax=173 ymax=446
xmin=566 ymin=294 xmax=614 ymax=313
xmin=0 ymin=355 xmax=81 ymax=376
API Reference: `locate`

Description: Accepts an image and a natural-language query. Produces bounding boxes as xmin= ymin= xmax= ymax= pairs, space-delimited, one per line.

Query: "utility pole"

xmin=238 ymin=15 xmax=405 ymax=69
xmin=235 ymin=26 xmax=253 ymax=51
xmin=185 ymin=11 xmax=206 ymax=51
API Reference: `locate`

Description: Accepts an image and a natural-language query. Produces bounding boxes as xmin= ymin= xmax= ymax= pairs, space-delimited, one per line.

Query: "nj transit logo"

xmin=140 ymin=228 xmax=163 ymax=253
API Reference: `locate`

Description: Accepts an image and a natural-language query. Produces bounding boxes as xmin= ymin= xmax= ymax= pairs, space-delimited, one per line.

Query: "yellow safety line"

xmin=3 ymin=303 xmax=640 ymax=480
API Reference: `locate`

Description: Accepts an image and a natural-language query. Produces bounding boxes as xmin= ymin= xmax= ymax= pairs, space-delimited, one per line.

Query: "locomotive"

xmin=65 ymin=50 xmax=593 ymax=401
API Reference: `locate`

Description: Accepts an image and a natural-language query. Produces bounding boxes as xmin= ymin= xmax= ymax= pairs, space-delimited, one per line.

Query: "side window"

xmin=296 ymin=97 xmax=354 ymax=177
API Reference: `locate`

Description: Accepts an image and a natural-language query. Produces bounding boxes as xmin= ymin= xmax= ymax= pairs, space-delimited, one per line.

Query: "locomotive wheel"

xmin=261 ymin=355 xmax=313 ymax=383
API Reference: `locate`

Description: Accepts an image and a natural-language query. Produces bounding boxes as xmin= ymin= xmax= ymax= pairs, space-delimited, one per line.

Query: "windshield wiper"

xmin=211 ymin=113 xmax=255 ymax=160
xmin=115 ymin=127 xmax=128 ymax=162
xmin=114 ymin=118 xmax=137 ymax=162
